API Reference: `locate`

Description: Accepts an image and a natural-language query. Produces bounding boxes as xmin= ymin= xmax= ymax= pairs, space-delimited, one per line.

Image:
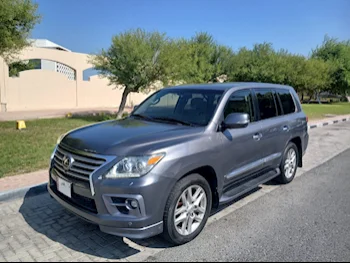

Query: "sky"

xmin=32 ymin=0 xmax=350 ymax=57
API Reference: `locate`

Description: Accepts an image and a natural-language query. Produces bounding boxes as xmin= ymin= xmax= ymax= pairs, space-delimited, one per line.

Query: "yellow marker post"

xmin=16 ymin=120 xmax=26 ymax=130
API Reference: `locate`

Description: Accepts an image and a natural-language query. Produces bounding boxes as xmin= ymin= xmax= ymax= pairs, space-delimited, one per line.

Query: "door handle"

xmin=283 ymin=126 xmax=289 ymax=132
xmin=253 ymin=133 xmax=262 ymax=141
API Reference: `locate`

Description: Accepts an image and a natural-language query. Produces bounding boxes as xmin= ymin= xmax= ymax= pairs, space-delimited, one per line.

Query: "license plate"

xmin=57 ymin=177 xmax=72 ymax=198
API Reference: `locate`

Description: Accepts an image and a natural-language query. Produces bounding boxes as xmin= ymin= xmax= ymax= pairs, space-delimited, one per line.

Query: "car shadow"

xmin=19 ymin=185 xmax=268 ymax=260
xmin=19 ymin=189 xmax=174 ymax=260
xmin=263 ymin=179 xmax=280 ymax=186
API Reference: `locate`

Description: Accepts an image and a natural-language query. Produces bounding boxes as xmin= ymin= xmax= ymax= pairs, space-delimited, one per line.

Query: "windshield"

xmin=132 ymin=89 xmax=224 ymax=126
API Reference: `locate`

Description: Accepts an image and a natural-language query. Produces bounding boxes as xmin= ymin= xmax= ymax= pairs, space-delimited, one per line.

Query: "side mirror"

xmin=223 ymin=113 xmax=250 ymax=129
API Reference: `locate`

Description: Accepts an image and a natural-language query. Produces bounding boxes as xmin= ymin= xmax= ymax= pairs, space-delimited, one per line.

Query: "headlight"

xmin=104 ymin=154 xmax=165 ymax=179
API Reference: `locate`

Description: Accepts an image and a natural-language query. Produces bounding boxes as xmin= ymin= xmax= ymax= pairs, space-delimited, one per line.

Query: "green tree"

xmin=282 ymin=54 xmax=306 ymax=94
xmin=90 ymin=29 xmax=172 ymax=118
xmin=228 ymin=43 xmax=280 ymax=83
xmin=227 ymin=47 xmax=253 ymax=82
xmin=165 ymin=33 xmax=234 ymax=84
xmin=9 ymin=59 xmax=40 ymax=77
xmin=312 ymin=36 xmax=350 ymax=95
xmin=183 ymin=32 xmax=217 ymax=83
xmin=227 ymin=42 xmax=334 ymax=102
xmin=210 ymin=45 xmax=235 ymax=82
xmin=0 ymin=0 xmax=41 ymax=61
xmin=301 ymin=59 xmax=332 ymax=103
xmin=158 ymin=38 xmax=193 ymax=85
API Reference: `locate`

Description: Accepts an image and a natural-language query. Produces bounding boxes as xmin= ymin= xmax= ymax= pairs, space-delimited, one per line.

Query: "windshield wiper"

xmin=131 ymin=114 xmax=155 ymax=121
xmin=132 ymin=114 xmax=198 ymax=127
xmin=152 ymin=117 xmax=197 ymax=127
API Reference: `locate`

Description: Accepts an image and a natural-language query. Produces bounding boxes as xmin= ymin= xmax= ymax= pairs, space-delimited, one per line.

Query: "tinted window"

xmin=224 ymin=90 xmax=255 ymax=122
xmin=255 ymin=89 xmax=278 ymax=120
xmin=277 ymin=89 xmax=296 ymax=115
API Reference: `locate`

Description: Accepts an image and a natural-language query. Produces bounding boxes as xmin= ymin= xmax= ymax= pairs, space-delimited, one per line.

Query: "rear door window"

xmin=277 ymin=89 xmax=296 ymax=115
xmin=254 ymin=89 xmax=278 ymax=120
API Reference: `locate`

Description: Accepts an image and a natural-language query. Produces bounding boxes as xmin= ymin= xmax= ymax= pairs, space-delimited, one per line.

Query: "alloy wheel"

xmin=174 ymin=185 xmax=207 ymax=236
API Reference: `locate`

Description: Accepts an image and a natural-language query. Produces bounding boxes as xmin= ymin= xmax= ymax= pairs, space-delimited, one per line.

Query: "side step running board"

xmin=219 ymin=168 xmax=280 ymax=204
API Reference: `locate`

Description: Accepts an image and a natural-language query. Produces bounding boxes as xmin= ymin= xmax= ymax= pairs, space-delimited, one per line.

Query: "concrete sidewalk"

xmin=0 ymin=114 xmax=350 ymax=202
xmin=0 ymin=170 xmax=47 ymax=193
xmin=0 ymin=107 xmax=132 ymax=121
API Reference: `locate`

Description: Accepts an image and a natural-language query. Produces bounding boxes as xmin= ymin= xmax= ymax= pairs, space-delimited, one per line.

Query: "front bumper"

xmin=48 ymin=169 xmax=175 ymax=239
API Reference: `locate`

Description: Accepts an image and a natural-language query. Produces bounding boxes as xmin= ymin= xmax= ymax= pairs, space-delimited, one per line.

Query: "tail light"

xmin=306 ymin=116 xmax=309 ymax=123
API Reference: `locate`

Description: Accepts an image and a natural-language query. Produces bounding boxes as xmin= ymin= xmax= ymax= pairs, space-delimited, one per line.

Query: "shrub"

xmin=122 ymin=112 xmax=130 ymax=118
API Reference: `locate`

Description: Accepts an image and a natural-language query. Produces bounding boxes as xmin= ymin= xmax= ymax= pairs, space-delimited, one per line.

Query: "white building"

xmin=28 ymin=39 xmax=76 ymax=80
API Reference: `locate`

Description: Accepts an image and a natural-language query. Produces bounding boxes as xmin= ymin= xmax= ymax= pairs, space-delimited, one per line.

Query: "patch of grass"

xmin=0 ymin=118 xmax=98 ymax=178
xmin=302 ymin=103 xmax=350 ymax=120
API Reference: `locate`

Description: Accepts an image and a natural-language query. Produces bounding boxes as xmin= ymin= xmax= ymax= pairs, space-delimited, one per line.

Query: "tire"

xmin=163 ymin=174 xmax=212 ymax=245
xmin=276 ymin=142 xmax=299 ymax=184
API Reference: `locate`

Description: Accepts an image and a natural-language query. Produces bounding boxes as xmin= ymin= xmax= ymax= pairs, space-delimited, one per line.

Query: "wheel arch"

xmin=180 ymin=165 xmax=220 ymax=209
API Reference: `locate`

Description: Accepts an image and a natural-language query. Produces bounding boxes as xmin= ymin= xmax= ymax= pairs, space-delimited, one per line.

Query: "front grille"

xmin=53 ymin=145 xmax=106 ymax=182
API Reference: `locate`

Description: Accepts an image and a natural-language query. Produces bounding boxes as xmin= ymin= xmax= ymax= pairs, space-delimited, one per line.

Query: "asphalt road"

xmin=147 ymin=149 xmax=350 ymax=262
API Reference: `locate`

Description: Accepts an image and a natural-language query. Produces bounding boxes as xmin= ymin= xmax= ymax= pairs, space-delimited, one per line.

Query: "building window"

xmin=56 ymin=63 xmax=76 ymax=80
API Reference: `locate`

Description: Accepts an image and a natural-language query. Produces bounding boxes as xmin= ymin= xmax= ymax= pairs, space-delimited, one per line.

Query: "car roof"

xmin=165 ymin=82 xmax=293 ymax=91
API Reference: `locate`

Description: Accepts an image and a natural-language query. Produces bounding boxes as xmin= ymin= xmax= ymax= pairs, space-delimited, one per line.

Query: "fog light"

xmin=131 ymin=200 xmax=139 ymax=209
xmin=127 ymin=199 xmax=138 ymax=209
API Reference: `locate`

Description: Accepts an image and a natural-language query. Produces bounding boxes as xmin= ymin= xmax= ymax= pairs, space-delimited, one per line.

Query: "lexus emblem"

xmin=62 ymin=155 xmax=74 ymax=171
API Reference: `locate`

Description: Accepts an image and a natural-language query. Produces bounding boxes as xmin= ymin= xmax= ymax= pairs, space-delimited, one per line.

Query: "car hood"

xmin=61 ymin=118 xmax=204 ymax=155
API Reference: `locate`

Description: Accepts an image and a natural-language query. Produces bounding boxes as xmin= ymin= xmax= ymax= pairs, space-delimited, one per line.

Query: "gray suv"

xmin=48 ymin=83 xmax=309 ymax=245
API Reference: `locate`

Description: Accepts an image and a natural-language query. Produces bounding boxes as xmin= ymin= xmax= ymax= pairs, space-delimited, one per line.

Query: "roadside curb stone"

xmin=308 ymin=116 xmax=350 ymax=129
xmin=0 ymin=183 xmax=47 ymax=202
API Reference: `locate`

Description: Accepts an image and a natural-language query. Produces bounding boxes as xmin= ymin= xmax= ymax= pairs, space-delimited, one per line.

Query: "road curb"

xmin=308 ymin=116 xmax=350 ymax=129
xmin=0 ymin=183 xmax=47 ymax=203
